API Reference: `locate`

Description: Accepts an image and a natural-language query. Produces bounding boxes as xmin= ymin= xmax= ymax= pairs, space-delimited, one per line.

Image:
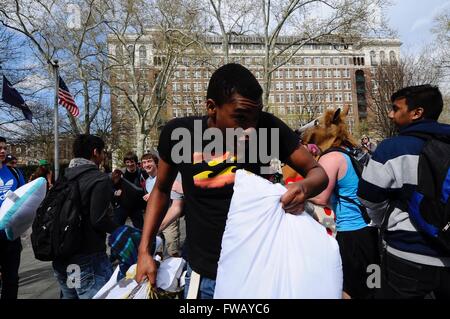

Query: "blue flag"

xmin=1 ymin=75 xmax=33 ymax=122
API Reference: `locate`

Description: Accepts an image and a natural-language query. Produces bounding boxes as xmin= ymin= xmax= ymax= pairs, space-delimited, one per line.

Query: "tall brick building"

xmin=108 ymin=33 xmax=401 ymax=162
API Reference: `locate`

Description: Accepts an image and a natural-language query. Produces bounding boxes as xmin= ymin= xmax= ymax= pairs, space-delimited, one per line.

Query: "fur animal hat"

xmin=302 ymin=105 xmax=357 ymax=152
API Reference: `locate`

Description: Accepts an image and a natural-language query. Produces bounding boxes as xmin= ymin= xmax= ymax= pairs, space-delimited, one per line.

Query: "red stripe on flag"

xmin=57 ymin=81 xmax=79 ymax=117
xmin=58 ymin=90 xmax=76 ymax=103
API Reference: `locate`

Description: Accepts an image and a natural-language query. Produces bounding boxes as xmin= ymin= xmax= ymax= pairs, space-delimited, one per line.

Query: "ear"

xmin=206 ymin=98 xmax=217 ymax=118
xmin=93 ymin=148 xmax=102 ymax=158
xmin=332 ymin=108 xmax=341 ymax=124
xmin=342 ymin=105 xmax=350 ymax=116
xmin=412 ymin=107 xmax=424 ymax=120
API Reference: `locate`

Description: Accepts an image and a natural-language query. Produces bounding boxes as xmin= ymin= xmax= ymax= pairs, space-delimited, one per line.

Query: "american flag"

xmin=58 ymin=76 xmax=79 ymax=117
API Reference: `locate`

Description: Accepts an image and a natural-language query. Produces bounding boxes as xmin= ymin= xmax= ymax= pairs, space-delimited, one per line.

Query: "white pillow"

xmin=214 ymin=170 xmax=343 ymax=299
xmin=0 ymin=177 xmax=47 ymax=240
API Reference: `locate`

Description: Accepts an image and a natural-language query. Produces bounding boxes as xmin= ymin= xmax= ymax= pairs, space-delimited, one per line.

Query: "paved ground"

xmin=14 ymin=217 xmax=186 ymax=299
xmin=17 ymin=231 xmax=59 ymax=299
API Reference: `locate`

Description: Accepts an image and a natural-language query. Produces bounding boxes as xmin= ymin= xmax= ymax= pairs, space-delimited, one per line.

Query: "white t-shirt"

xmin=145 ymin=175 xmax=156 ymax=194
xmin=146 ymin=173 xmax=183 ymax=201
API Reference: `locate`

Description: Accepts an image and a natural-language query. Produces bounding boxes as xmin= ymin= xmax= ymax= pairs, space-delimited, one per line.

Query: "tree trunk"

xmin=262 ymin=46 xmax=272 ymax=111
xmin=262 ymin=73 xmax=271 ymax=112
xmin=83 ymin=80 xmax=90 ymax=134
xmin=135 ymin=120 xmax=146 ymax=159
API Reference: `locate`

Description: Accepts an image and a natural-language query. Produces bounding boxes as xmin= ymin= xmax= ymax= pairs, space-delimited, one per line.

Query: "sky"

xmin=387 ymin=0 xmax=450 ymax=54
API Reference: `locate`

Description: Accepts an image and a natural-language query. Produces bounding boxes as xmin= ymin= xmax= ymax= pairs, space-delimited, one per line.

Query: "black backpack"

xmin=321 ymin=147 xmax=371 ymax=224
xmin=401 ymin=132 xmax=450 ymax=252
xmin=31 ymin=175 xmax=84 ymax=261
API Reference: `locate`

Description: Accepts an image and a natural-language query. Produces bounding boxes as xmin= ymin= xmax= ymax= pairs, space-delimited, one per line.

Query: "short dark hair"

xmin=207 ymin=63 xmax=263 ymax=106
xmin=5 ymin=154 xmax=17 ymax=163
xmin=391 ymin=85 xmax=443 ymax=120
xmin=123 ymin=151 xmax=138 ymax=164
xmin=0 ymin=136 xmax=6 ymax=143
xmin=72 ymin=134 xmax=105 ymax=160
xmin=141 ymin=152 xmax=159 ymax=165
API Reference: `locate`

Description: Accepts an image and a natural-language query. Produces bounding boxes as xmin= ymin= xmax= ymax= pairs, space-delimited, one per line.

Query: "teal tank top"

xmin=331 ymin=153 xmax=368 ymax=232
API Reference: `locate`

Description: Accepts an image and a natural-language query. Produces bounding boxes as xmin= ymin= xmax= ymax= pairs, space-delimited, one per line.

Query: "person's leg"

xmin=90 ymin=253 xmax=113 ymax=298
xmin=198 ymin=276 xmax=216 ymax=299
xmin=0 ymin=235 xmax=7 ymax=298
xmin=162 ymin=219 xmax=181 ymax=257
xmin=182 ymin=264 xmax=216 ymax=300
xmin=0 ymin=238 xmax=22 ymax=299
xmin=75 ymin=253 xmax=113 ymax=299
xmin=113 ymin=206 xmax=128 ymax=226
xmin=336 ymin=227 xmax=380 ymax=299
xmin=183 ymin=264 xmax=192 ymax=299
xmin=336 ymin=230 xmax=362 ymax=298
xmin=377 ymin=252 xmax=434 ymax=299
xmin=433 ymin=266 xmax=450 ymax=299
xmin=129 ymin=209 xmax=144 ymax=230
xmin=52 ymin=260 xmax=78 ymax=299
xmin=354 ymin=227 xmax=380 ymax=299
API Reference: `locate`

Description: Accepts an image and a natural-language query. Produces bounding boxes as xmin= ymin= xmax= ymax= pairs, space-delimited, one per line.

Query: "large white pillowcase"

xmin=214 ymin=170 xmax=343 ymax=299
xmin=0 ymin=177 xmax=47 ymax=240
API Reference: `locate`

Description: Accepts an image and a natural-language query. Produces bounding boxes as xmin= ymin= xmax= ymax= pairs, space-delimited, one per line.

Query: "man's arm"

xmin=90 ymin=178 xmax=119 ymax=234
xmin=309 ymin=153 xmax=341 ymax=207
xmin=159 ymin=199 xmax=184 ymax=232
xmin=281 ymin=145 xmax=329 ymax=214
xmin=136 ymin=158 xmax=178 ymax=286
xmin=357 ymin=157 xmax=393 ymax=226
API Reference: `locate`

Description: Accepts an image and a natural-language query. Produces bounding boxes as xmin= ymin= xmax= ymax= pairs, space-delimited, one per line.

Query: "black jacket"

xmin=64 ymin=164 xmax=119 ymax=255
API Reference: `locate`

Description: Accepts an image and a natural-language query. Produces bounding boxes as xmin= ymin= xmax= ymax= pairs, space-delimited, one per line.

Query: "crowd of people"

xmin=0 ymin=63 xmax=449 ymax=300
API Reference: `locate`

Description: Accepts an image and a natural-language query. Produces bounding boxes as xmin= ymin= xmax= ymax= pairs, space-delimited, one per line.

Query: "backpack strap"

xmin=321 ymin=147 xmax=362 ymax=178
xmin=7 ymin=166 xmax=23 ymax=188
xmin=338 ymin=195 xmax=371 ymax=224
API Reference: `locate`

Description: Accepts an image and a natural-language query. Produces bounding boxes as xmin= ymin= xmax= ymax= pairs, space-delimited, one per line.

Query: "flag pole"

xmin=51 ymin=60 xmax=60 ymax=180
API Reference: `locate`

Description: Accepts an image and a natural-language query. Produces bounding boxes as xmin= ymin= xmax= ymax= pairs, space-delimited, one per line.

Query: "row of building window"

xmin=171 ymin=92 xmax=353 ymax=106
xmin=172 ymin=80 xmax=352 ymax=93
xmin=170 ymin=105 xmax=355 ymax=121
xmin=172 ymin=107 xmax=196 ymax=117
xmin=273 ymin=80 xmax=352 ymax=91
xmin=172 ymin=82 xmax=208 ymax=93
xmin=273 ymin=69 xmax=351 ymax=79
xmin=272 ymin=105 xmax=350 ymax=115
xmin=118 ymin=43 xmax=359 ymax=68
xmin=174 ymin=70 xmax=212 ymax=79
xmin=271 ymin=93 xmax=353 ymax=103
xmin=179 ymin=56 xmax=354 ymax=67
xmin=172 ymin=96 xmax=204 ymax=105
xmin=370 ymin=50 xmax=397 ymax=66
xmin=116 ymin=44 xmax=397 ymax=70
xmin=172 ymin=68 xmax=352 ymax=81
xmin=209 ymin=43 xmax=351 ymax=51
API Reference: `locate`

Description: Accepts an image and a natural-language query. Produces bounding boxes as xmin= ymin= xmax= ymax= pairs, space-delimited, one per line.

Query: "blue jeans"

xmin=183 ymin=264 xmax=216 ymax=299
xmin=52 ymin=252 xmax=113 ymax=299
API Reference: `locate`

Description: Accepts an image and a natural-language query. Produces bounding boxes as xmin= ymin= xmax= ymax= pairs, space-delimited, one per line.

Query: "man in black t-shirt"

xmin=112 ymin=152 xmax=148 ymax=229
xmin=136 ymin=63 xmax=329 ymax=299
xmin=122 ymin=152 xmax=148 ymax=188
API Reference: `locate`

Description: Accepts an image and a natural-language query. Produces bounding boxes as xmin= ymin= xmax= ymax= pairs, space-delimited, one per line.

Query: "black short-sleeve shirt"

xmin=158 ymin=112 xmax=300 ymax=279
